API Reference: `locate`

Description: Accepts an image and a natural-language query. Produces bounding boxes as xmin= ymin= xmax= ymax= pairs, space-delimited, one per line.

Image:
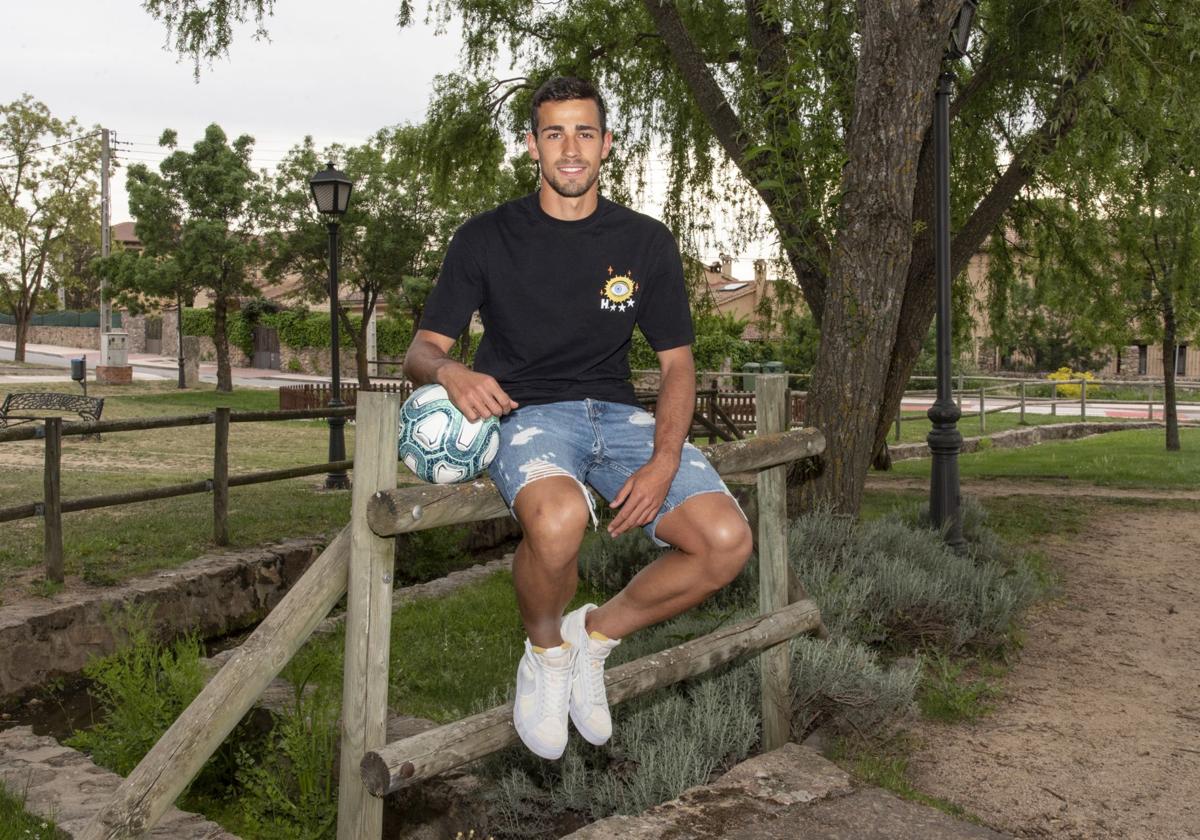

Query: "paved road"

xmin=0 ymin=341 xmax=325 ymax=389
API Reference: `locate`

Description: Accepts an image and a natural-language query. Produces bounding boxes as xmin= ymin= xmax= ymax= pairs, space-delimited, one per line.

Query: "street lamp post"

xmin=927 ymin=0 xmax=976 ymax=551
xmin=310 ymin=163 xmax=354 ymax=490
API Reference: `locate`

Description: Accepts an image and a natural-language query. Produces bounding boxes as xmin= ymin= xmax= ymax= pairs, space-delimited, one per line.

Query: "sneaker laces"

xmin=583 ymin=645 xmax=611 ymax=705
xmin=541 ymin=654 xmax=572 ymax=718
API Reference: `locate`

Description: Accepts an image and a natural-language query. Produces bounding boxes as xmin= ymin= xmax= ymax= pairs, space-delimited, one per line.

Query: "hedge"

xmin=181 ymin=307 xmax=414 ymax=357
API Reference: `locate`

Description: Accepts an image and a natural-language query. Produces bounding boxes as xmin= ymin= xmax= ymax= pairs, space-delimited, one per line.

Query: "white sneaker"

xmin=561 ymin=604 xmax=620 ymax=745
xmin=512 ymin=639 xmax=575 ymax=759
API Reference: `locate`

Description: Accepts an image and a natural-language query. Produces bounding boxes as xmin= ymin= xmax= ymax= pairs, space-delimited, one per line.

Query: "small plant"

xmin=0 ymin=777 xmax=62 ymax=840
xmin=917 ymin=650 xmax=1000 ymax=723
xmin=29 ymin=578 xmax=63 ymax=598
xmin=235 ymin=681 xmax=340 ymax=840
xmin=286 ymin=357 xmax=303 ymax=373
xmin=81 ymin=560 xmax=120 ymax=587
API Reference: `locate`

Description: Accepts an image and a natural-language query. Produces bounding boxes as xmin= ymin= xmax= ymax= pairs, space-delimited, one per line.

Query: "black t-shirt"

xmin=419 ymin=192 xmax=694 ymax=407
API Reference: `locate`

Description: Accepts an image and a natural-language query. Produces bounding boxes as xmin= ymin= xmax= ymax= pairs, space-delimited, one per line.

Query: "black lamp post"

xmin=927 ymin=0 xmax=976 ymax=551
xmin=310 ymin=162 xmax=354 ymax=490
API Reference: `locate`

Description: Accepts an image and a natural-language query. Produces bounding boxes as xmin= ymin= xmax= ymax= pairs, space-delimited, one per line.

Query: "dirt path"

xmin=906 ymin=506 xmax=1200 ymax=839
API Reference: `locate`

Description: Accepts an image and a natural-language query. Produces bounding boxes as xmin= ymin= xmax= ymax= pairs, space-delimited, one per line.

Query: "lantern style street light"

xmin=927 ymin=0 xmax=977 ymax=551
xmin=309 ymin=162 xmax=354 ymax=490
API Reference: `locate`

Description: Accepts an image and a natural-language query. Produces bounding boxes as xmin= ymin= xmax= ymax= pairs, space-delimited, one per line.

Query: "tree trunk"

xmin=344 ymin=306 xmax=370 ymax=388
xmin=13 ymin=305 xmax=30 ymax=363
xmin=213 ymin=298 xmax=233 ymax=393
xmin=1162 ymin=294 xmax=1180 ymax=451
xmin=801 ymin=4 xmax=954 ymax=514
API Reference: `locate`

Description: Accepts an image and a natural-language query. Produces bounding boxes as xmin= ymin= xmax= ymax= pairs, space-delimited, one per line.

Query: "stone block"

xmin=94 ymin=365 xmax=132 ymax=384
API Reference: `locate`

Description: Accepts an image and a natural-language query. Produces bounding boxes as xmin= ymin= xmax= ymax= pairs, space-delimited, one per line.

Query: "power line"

xmin=0 ymin=130 xmax=103 ymax=162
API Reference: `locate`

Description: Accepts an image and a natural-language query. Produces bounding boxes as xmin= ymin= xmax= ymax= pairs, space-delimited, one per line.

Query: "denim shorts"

xmin=487 ymin=399 xmax=740 ymax=547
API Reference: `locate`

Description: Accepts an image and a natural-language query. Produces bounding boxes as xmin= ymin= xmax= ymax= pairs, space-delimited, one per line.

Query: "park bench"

xmin=0 ymin=391 xmax=105 ymax=429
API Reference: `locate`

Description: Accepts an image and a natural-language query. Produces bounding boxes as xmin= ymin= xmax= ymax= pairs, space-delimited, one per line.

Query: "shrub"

xmin=788 ymin=502 xmax=1042 ymax=655
xmin=1046 ymin=366 xmax=1096 ymax=398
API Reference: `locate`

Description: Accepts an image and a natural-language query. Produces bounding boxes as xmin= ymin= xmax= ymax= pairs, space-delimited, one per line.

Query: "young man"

xmin=403 ymin=77 xmax=752 ymax=759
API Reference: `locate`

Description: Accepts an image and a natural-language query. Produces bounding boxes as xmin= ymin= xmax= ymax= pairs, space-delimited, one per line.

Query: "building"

xmin=691 ymin=254 xmax=804 ymax=341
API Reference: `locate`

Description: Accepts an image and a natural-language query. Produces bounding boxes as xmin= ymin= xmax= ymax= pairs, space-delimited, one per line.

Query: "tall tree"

xmin=142 ymin=1 xmax=1193 ymax=512
xmin=105 ymin=125 xmax=259 ymax=391
xmin=0 ymin=95 xmax=100 ymax=360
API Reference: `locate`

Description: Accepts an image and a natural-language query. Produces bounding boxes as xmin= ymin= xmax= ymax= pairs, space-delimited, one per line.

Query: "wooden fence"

xmin=78 ymin=375 xmax=826 ymax=840
xmin=0 ymin=407 xmax=356 ymax=583
xmin=281 ymin=381 xmax=807 ymax=438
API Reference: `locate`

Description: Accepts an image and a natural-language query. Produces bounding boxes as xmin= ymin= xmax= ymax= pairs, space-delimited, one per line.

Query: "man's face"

xmin=526 ymin=98 xmax=612 ymax=199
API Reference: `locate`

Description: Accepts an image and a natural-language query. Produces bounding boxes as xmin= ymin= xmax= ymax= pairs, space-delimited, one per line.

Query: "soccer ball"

xmin=398 ymin=384 xmax=500 ymax=484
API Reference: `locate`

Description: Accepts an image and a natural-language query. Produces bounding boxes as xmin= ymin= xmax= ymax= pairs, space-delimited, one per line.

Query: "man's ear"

xmin=526 ymin=131 xmax=540 ymax=162
xmin=601 ymin=131 xmax=613 ymax=160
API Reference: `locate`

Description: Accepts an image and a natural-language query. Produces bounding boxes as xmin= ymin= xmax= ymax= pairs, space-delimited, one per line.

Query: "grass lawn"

xmin=0 ymin=381 xmax=366 ymax=593
xmin=887 ymin=427 xmax=1200 ymax=489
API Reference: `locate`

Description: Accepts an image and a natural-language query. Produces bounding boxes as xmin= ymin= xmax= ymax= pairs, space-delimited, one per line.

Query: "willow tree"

xmin=145 ymin=0 xmax=1194 ymax=512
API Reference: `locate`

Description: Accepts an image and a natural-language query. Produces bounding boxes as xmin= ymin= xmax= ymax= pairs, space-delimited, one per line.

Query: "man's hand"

xmin=608 ymin=455 xmax=679 ymax=538
xmin=438 ymin=364 xmax=518 ymax=421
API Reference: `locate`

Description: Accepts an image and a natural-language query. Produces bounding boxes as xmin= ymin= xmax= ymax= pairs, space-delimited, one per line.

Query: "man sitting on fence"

xmin=403 ymin=76 xmax=752 ymax=760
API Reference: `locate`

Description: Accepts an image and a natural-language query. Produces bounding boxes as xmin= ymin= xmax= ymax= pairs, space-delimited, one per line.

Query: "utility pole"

xmin=99 ymin=127 xmax=111 ymax=364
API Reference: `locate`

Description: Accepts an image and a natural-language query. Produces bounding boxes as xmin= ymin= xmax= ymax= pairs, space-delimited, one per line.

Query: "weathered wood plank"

xmin=366 ymin=427 xmax=826 ymax=538
xmin=78 ymin=526 xmax=353 ymax=840
xmin=360 ymin=598 xmax=822 ymax=796
xmin=337 ymin=393 xmax=401 ymax=840
xmin=756 ymin=375 xmax=790 ymax=751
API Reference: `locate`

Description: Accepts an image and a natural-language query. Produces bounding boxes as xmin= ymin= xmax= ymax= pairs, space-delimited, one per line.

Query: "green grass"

xmin=0 ymin=779 xmax=63 ymax=840
xmin=828 ymin=734 xmax=986 ymax=825
xmin=888 ymin=428 xmax=1200 ymax=488
xmin=0 ymin=381 xmax=372 ymax=592
xmin=291 ymin=570 xmax=607 ymax=723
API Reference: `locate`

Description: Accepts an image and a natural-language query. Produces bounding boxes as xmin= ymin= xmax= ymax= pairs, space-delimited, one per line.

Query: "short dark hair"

xmin=529 ymin=76 xmax=607 ymax=136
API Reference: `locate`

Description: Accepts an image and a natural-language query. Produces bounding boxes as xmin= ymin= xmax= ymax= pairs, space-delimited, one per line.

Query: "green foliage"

xmin=790 ymin=636 xmax=920 ymax=736
xmin=394 ymin=525 xmax=473 ymax=585
xmin=65 ymin=605 xmax=253 ymax=798
xmin=180 ymin=306 xmax=413 ymax=357
xmin=1046 ymin=367 xmax=1097 ymax=399
xmin=0 ymin=94 xmax=101 ymax=344
xmin=234 ymin=684 xmax=340 ymax=840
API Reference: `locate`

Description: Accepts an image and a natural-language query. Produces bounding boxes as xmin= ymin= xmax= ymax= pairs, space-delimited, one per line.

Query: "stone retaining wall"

xmin=0 ymin=537 xmax=327 ymax=705
xmin=889 ymin=421 xmax=1162 ymax=462
xmin=0 ymin=726 xmax=239 ymax=839
xmin=0 ymin=324 xmax=100 ymax=350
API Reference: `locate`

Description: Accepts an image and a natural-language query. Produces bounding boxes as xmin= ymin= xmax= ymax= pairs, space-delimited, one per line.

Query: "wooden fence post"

xmin=337 ymin=391 xmax=400 ymax=840
xmin=1051 ymin=382 xmax=1058 ymax=416
xmin=43 ymin=418 xmax=64 ymax=583
xmin=213 ymin=408 xmax=230 ymax=546
xmin=979 ymin=387 xmax=986 ymax=433
xmin=1148 ymin=383 xmax=1154 ymax=420
xmin=755 ymin=374 xmax=790 ymax=750
xmin=1080 ymin=379 xmax=1087 ymax=421
xmin=1019 ymin=381 xmax=1026 ymax=424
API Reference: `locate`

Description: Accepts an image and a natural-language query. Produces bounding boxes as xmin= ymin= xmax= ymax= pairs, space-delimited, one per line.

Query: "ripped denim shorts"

xmin=486 ymin=398 xmax=739 ymax=547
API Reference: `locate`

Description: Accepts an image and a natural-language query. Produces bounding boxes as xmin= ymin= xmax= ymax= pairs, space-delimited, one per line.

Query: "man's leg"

xmin=512 ymin=475 xmax=591 ymax=648
xmin=584 ymin=492 xmax=752 ymax=641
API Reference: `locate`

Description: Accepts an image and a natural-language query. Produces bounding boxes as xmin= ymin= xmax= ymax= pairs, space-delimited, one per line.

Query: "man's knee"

xmin=658 ymin=494 xmax=753 ymax=588
xmin=700 ymin=514 xmax=753 ymax=588
xmin=515 ymin=478 xmax=590 ymax=568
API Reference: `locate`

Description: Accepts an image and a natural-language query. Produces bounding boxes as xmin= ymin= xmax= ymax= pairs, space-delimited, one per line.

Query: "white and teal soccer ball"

xmin=398 ymin=384 xmax=500 ymax=484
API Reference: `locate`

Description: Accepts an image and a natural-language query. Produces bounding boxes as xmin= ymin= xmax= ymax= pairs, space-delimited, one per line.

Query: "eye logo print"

xmin=599 ymin=267 xmax=638 ymax=313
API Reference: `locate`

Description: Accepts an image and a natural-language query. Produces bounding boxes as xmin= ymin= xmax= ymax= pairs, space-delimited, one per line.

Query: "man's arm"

xmin=607 ymin=345 xmax=695 ymax=537
xmin=403 ymin=329 xmax=517 ymax=422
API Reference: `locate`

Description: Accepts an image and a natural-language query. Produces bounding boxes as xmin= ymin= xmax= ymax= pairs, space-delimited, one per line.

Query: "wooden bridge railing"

xmin=80 ymin=375 xmax=825 ymax=840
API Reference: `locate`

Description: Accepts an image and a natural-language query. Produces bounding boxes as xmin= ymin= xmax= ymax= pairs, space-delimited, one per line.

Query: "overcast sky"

xmin=4 ymin=1 xmax=769 ymax=276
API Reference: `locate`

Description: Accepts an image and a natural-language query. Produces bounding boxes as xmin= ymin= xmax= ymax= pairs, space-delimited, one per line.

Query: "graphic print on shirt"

xmin=599 ymin=266 xmax=638 ymax=313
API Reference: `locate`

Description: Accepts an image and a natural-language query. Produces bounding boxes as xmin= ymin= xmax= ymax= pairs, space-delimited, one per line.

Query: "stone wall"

xmin=0 ymin=537 xmax=327 ymax=705
xmin=123 ymin=313 xmax=148 ymax=353
xmin=0 ymin=324 xmax=100 ymax=349
xmin=888 ymin=420 xmax=1162 ymax=462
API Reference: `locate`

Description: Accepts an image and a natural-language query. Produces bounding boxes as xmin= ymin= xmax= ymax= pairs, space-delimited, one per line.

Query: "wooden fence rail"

xmin=81 ymin=378 xmax=826 ymax=840
xmin=0 ymin=406 xmax=358 ymax=580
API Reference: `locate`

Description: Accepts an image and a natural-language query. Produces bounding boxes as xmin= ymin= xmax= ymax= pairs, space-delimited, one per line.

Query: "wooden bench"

xmin=0 ymin=391 xmax=105 ymax=429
